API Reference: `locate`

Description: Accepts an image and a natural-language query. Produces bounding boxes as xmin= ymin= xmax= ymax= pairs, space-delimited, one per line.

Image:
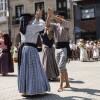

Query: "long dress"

xmin=0 ymin=38 xmax=14 ymax=75
xmin=18 ymin=20 xmax=50 ymax=95
xmin=79 ymin=45 xmax=88 ymax=61
xmin=41 ymin=33 xmax=59 ymax=79
xmin=93 ymin=45 xmax=99 ymax=59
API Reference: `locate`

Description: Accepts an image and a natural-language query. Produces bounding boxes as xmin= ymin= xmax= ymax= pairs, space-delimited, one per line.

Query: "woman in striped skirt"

xmin=41 ymin=28 xmax=59 ymax=81
xmin=18 ymin=10 xmax=50 ymax=97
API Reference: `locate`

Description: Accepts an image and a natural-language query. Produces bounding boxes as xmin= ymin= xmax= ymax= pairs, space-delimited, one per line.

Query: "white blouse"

xmin=23 ymin=19 xmax=45 ymax=44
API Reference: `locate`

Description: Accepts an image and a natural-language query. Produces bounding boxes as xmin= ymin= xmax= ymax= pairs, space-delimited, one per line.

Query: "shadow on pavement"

xmin=69 ymin=78 xmax=84 ymax=84
xmin=83 ymin=61 xmax=99 ymax=62
xmin=0 ymin=74 xmax=17 ymax=77
xmin=16 ymin=93 xmax=96 ymax=100
xmin=6 ymin=74 xmax=17 ymax=77
xmin=49 ymin=78 xmax=84 ymax=84
xmin=67 ymin=87 xmax=100 ymax=96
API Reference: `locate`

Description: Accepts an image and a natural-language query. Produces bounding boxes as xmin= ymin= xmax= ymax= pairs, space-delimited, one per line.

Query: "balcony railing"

xmin=12 ymin=16 xmax=20 ymax=24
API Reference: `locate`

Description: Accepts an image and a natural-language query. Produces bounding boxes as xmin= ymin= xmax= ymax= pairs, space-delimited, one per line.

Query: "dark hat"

xmin=21 ymin=13 xmax=33 ymax=17
xmin=57 ymin=11 xmax=65 ymax=16
xmin=21 ymin=13 xmax=34 ymax=19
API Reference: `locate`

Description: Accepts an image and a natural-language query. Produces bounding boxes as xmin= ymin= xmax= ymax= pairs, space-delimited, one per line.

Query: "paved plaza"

xmin=0 ymin=57 xmax=100 ymax=100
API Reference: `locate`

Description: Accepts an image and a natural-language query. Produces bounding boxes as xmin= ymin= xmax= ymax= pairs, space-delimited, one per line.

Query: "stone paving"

xmin=0 ymin=60 xmax=100 ymax=100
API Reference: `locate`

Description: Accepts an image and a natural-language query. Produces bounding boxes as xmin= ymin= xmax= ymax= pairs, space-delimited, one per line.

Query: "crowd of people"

xmin=0 ymin=8 xmax=100 ymax=97
xmin=69 ymin=39 xmax=100 ymax=62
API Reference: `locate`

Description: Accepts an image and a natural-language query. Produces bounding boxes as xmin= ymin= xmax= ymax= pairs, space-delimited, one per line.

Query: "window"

xmin=35 ymin=2 xmax=45 ymax=20
xmin=15 ymin=5 xmax=24 ymax=18
xmin=0 ymin=0 xmax=7 ymax=22
xmin=82 ymin=8 xmax=95 ymax=20
xmin=56 ymin=0 xmax=68 ymax=19
xmin=57 ymin=0 xmax=67 ymax=9
xmin=13 ymin=5 xmax=24 ymax=24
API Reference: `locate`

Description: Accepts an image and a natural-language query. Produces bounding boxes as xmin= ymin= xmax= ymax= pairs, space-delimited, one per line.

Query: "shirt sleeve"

xmin=32 ymin=19 xmax=46 ymax=33
xmin=60 ymin=19 xmax=71 ymax=29
xmin=33 ymin=20 xmax=46 ymax=33
xmin=49 ymin=23 xmax=56 ymax=32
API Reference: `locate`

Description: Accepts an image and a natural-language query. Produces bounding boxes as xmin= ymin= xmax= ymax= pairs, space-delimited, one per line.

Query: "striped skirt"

xmin=18 ymin=46 xmax=50 ymax=95
xmin=42 ymin=45 xmax=59 ymax=79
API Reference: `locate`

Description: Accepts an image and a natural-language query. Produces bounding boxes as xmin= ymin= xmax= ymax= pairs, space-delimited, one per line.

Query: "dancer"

xmin=18 ymin=10 xmax=50 ymax=96
xmin=46 ymin=9 xmax=71 ymax=92
xmin=41 ymin=27 xmax=59 ymax=81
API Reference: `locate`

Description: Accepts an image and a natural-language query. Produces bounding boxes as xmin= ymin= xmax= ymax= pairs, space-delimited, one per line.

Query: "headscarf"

xmin=19 ymin=13 xmax=34 ymax=35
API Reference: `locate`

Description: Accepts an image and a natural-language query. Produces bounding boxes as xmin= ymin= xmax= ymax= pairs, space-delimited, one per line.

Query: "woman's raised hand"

xmin=35 ymin=9 xmax=42 ymax=20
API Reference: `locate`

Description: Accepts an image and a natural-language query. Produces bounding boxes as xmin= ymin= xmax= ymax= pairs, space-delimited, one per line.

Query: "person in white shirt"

xmin=93 ymin=42 xmax=99 ymax=61
xmin=69 ymin=41 xmax=77 ymax=60
xmin=18 ymin=10 xmax=50 ymax=97
xmin=85 ymin=41 xmax=91 ymax=60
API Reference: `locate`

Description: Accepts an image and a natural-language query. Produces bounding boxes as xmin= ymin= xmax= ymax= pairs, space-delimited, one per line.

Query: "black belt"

xmin=55 ymin=42 xmax=72 ymax=58
xmin=22 ymin=42 xmax=37 ymax=48
xmin=55 ymin=42 xmax=69 ymax=49
xmin=23 ymin=43 xmax=42 ymax=52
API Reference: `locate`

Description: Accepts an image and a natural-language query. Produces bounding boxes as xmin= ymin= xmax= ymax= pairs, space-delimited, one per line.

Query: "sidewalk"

xmin=0 ymin=60 xmax=100 ymax=100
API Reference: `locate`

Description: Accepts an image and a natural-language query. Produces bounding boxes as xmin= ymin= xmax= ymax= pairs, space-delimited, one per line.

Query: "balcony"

xmin=0 ymin=16 xmax=7 ymax=22
xmin=0 ymin=11 xmax=7 ymax=23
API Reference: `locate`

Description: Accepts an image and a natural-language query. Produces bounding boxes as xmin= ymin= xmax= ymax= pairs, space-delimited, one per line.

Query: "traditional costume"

xmin=47 ymin=11 xmax=71 ymax=92
xmin=93 ymin=44 xmax=99 ymax=60
xmin=0 ymin=33 xmax=14 ymax=76
xmin=78 ymin=39 xmax=88 ymax=61
xmin=49 ymin=20 xmax=71 ymax=72
xmin=40 ymin=28 xmax=59 ymax=80
xmin=18 ymin=14 xmax=50 ymax=95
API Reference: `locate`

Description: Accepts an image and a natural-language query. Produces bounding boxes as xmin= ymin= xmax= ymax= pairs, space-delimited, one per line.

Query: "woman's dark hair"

xmin=19 ymin=13 xmax=34 ymax=35
xmin=3 ymin=34 xmax=12 ymax=50
xmin=57 ymin=11 xmax=65 ymax=16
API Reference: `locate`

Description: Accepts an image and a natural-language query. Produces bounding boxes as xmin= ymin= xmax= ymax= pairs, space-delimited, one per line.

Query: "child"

xmin=13 ymin=44 xmax=18 ymax=63
xmin=78 ymin=39 xmax=88 ymax=62
xmin=93 ymin=43 xmax=99 ymax=61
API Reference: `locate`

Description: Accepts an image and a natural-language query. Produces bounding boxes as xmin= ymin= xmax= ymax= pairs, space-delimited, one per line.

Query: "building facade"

xmin=0 ymin=0 xmax=7 ymax=33
xmin=0 ymin=0 xmax=72 ymax=43
xmin=74 ymin=0 xmax=100 ymax=41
